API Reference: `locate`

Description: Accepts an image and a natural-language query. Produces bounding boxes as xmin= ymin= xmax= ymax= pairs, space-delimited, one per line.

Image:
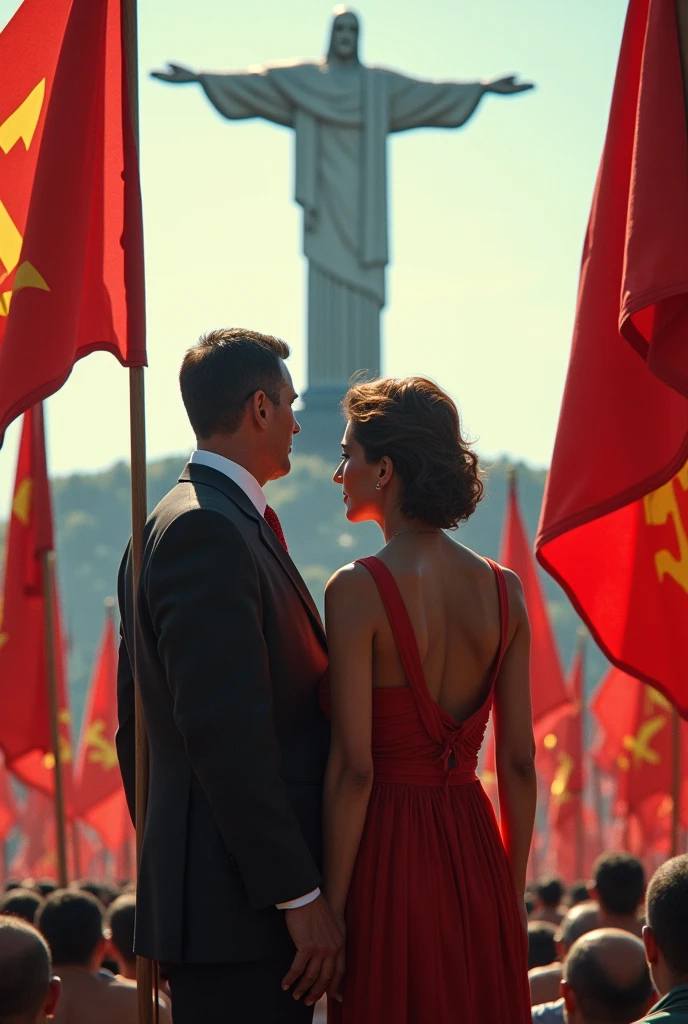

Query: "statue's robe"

xmin=200 ymin=61 xmax=484 ymax=396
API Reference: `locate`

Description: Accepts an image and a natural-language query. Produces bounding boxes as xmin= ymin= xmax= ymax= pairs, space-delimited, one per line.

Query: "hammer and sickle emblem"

xmin=85 ymin=720 xmax=118 ymax=771
xmin=551 ymin=752 xmax=575 ymax=803
xmin=622 ymin=715 xmax=667 ymax=767
xmin=644 ymin=462 xmax=688 ymax=596
xmin=41 ymin=709 xmax=73 ymax=770
xmin=0 ymin=81 xmax=50 ymax=316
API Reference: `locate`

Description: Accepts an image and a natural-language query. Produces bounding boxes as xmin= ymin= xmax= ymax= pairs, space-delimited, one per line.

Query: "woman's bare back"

xmin=369 ymin=535 xmax=512 ymax=723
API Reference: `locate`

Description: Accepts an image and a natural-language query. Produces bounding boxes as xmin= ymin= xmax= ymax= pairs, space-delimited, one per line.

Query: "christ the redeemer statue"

xmin=153 ymin=8 xmax=532 ymax=407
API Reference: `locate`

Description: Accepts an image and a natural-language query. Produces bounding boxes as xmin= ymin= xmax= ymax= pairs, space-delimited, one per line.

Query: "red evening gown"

xmin=320 ymin=555 xmax=532 ymax=1024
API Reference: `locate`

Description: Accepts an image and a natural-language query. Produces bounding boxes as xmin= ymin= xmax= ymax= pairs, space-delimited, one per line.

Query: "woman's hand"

xmin=327 ymin=917 xmax=346 ymax=1004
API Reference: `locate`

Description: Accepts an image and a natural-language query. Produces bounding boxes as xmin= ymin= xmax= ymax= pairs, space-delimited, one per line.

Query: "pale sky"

xmin=0 ymin=0 xmax=629 ymax=511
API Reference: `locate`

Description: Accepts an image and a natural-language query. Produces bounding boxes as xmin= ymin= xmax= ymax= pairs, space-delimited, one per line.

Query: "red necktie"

xmin=264 ymin=504 xmax=288 ymax=553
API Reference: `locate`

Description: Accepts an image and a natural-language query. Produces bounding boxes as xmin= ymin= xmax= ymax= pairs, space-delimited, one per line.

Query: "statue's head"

xmin=327 ymin=7 xmax=360 ymax=64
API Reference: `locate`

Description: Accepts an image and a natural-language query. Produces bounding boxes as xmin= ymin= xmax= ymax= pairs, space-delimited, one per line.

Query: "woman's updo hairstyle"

xmin=343 ymin=376 xmax=484 ymax=530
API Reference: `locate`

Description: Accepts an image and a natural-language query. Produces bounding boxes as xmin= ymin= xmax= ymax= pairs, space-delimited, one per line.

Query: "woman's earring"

xmin=376 ymin=482 xmax=381 ymax=490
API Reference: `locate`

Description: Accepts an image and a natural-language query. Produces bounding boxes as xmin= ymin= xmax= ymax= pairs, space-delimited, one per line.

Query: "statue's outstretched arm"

xmin=388 ymin=70 xmax=533 ymax=134
xmin=151 ymin=63 xmax=294 ymax=128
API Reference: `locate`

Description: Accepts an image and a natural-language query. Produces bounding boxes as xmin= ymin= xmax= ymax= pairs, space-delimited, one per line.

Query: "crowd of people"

xmin=1 ymin=852 xmax=688 ymax=1021
xmin=526 ymin=852 xmax=688 ymax=1024
xmin=0 ymin=876 xmax=171 ymax=1022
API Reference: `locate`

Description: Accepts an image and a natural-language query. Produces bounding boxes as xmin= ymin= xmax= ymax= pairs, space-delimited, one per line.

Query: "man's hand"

xmin=150 ymin=63 xmax=198 ymax=84
xmin=485 ymin=75 xmax=534 ymax=95
xmin=282 ymin=896 xmax=344 ymax=1007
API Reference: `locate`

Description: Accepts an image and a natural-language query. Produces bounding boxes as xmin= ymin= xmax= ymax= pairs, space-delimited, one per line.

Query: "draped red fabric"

xmin=0 ymin=407 xmax=74 ymax=810
xmin=536 ymin=0 xmax=688 ymax=714
xmin=0 ymin=0 xmax=145 ymax=444
xmin=73 ymin=610 xmax=125 ymax=847
xmin=499 ymin=475 xmax=568 ymax=724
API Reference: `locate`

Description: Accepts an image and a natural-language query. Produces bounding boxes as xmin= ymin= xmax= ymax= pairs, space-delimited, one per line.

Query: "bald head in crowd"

xmin=561 ymin=928 xmax=653 ymax=1024
xmin=0 ymin=917 xmax=60 ymax=1023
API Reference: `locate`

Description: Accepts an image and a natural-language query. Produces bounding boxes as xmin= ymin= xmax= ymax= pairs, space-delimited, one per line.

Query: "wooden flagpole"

xmin=671 ymin=707 xmax=681 ymax=857
xmin=669 ymin=0 xmax=688 ymax=860
xmin=42 ymin=550 xmax=69 ymax=888
xmin=121 ymin=1 xmax=154 ymax=1021
xmin=575 ymin=628 xmax=587 ymax=881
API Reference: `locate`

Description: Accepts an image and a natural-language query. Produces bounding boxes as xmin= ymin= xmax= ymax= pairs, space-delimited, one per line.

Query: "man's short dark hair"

xmin=564 ymin=931 xmax=652 ymax=1024
xmin=528 ymin=920 xmax=558 ymax=969
xmin=567 ymin=881 xmax=591 ymax=908
xmin=3 ymin=878 xmax=22 ymax=893
xmin=32 ymin=879 xmax=58 ymax=899
xmin=105 ymin=893 xmax=136 ymax=965
xmin=646 ymin=854 xmax=688 ymax=977
xmin=538 ymin=876 xmax=564 ymax=909
xmin=36 ymin=889 xmax=103 ymax=966
xmin=71 ymin=878 xmax=121 ymax=910
xmin=0 ymin=888 xmax=44 ymax=925
xmin=593 ymin=852 xmax=645 ymax=915
xmin=0 ymin=917 xmax=52 ymax=1021
xmin=179 ymin=328 xmax=291 ymax=438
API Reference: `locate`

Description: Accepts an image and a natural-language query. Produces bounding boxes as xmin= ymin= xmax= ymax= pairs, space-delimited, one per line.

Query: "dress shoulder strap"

xmin=482 ymin=557 xmax=510 ymax=687
xmin=356 ymin=556 xmax=433 ymax=702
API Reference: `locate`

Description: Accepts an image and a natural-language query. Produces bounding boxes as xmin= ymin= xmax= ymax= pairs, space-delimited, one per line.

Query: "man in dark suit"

xmin=116 ymin=328 xmax=343 ymax=1023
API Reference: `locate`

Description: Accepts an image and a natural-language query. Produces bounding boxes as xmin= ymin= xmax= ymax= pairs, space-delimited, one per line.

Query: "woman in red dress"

xmin=320 ymin=376 xmax=535 ymax=1023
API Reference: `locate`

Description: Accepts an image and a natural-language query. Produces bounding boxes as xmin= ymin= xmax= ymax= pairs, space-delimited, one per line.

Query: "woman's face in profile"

xmin=333 ymin=421 xmax=381 ymax=523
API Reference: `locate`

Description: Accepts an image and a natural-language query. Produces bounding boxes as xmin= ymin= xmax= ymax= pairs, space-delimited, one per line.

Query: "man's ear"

xmin=561 ymin=980 xmax=577 ymax=1016
xmin=44 ymin=976 xmax=61 ymax=1018
xmin=643 ymin=924 xmax=658 ymax=965
xmin=250 ymin=390 xmax=269 ymax=428
xmin=589 ymin=884 xmax=599 ymax=902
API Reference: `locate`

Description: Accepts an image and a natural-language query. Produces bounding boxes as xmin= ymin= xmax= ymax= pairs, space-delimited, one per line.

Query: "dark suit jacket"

xmin=116 ymin=462 xmax=329 ymax=963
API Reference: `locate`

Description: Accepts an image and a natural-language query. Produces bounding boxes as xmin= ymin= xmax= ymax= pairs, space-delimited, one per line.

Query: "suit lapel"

xmin=180 ymin=463 xmax=326 ymax=645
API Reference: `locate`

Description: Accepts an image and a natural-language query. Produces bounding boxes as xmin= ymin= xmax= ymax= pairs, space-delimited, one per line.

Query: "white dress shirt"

xmin=189 ymin=449 xmax=321 ymax=912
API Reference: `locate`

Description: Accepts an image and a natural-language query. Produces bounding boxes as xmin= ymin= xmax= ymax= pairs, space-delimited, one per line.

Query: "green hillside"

xmin=1 ymin=452 xmax=608 ymax=732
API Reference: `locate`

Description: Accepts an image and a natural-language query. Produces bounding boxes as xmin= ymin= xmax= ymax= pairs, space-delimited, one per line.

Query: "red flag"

xmin=0 ymin=0 xmax=145 ymax=443
xmin=0 ymin=754 xmax=18 ymax=842
xmin=536 ymin=0 xmax=688 ymax=714
xmin=0 ymin=406 xmax=74 ymax=805
xmin=546 ymin=646 xmax=585 ymax=880
xmin=592 ymin=668 xmax=688 ymax=824
xmin=499 ymin=474 xmax=569 ymax=723
xmin=73 ymin=607 xmax=123 ymax=846
xmin=10 ymin=788 xmax=58 ymax=879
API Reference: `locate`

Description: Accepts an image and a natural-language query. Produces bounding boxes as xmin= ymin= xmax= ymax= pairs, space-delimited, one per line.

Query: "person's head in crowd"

xmin=35 ymin=890 xmax=106 ymax=970
xmin=529 ymin=901 xmax=600 ymax=1007
xmin=557 ymin=901 xmax=601 ymax=959
xmin=590 ymin=853 xmax=645 ymax=931
xmin=525 ymin=893 xmax=536 ymax=917
xmin=532 ymin=876 xmax=565 ymax=924
xmin=643 ymin=854 xmax=688 ymax=998
xmin=528 ymin=921 xmax=558 ymax=970
xmin=3 ymin=879 xmax=22 ymax=894
xmin=561 ymin=928 xmax=653 ymax=1024
xmin=104 ymin=894 xmax=136 ymax=981
xmin=31 ymin=881 xmax=57 ymax=900
xmin=0 ymin=917 xmax=60 ymax=1022
xmin=0 ymin=889 xmax=44 ymax=926
xmin=567 ymin=882 xmax=591 ymax=909
xmin=70 ymin=879 xmax=120 ymax=910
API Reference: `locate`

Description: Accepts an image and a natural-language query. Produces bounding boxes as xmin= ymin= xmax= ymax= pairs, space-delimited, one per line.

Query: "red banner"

xmin=0 ymin=0 xmax=145 ymax=444
xmin=74 ymin=608 xmax=128 ymax=849
xmin=499 ymin=474 xmax=569 ymax=723
xmin=536 ymin=0 xmax=688 ymax=714
xmin=0 ymin=406 xmax=74 ymax=807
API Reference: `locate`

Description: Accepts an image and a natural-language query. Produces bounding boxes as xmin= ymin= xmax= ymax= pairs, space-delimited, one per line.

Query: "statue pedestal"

xmin=294 ymin=386 xmax=347 ymax=458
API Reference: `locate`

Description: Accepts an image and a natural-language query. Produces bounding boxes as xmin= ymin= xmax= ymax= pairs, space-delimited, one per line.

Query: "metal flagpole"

xmin=42 ymin=550 xmax=69 ymax=888
xmin=121 ymin=1 xmax=153 ymax=1021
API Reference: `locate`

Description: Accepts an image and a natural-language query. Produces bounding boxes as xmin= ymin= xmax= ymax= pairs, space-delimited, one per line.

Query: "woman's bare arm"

xmin=493 ymin=570 xmax=536 ymax=902
xmin=323 ymin=565 xmax=376 ymax=925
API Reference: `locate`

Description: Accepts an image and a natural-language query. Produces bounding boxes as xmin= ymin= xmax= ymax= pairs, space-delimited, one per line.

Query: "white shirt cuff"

xmin=276 ymin=887 xmax=321 ymax=910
